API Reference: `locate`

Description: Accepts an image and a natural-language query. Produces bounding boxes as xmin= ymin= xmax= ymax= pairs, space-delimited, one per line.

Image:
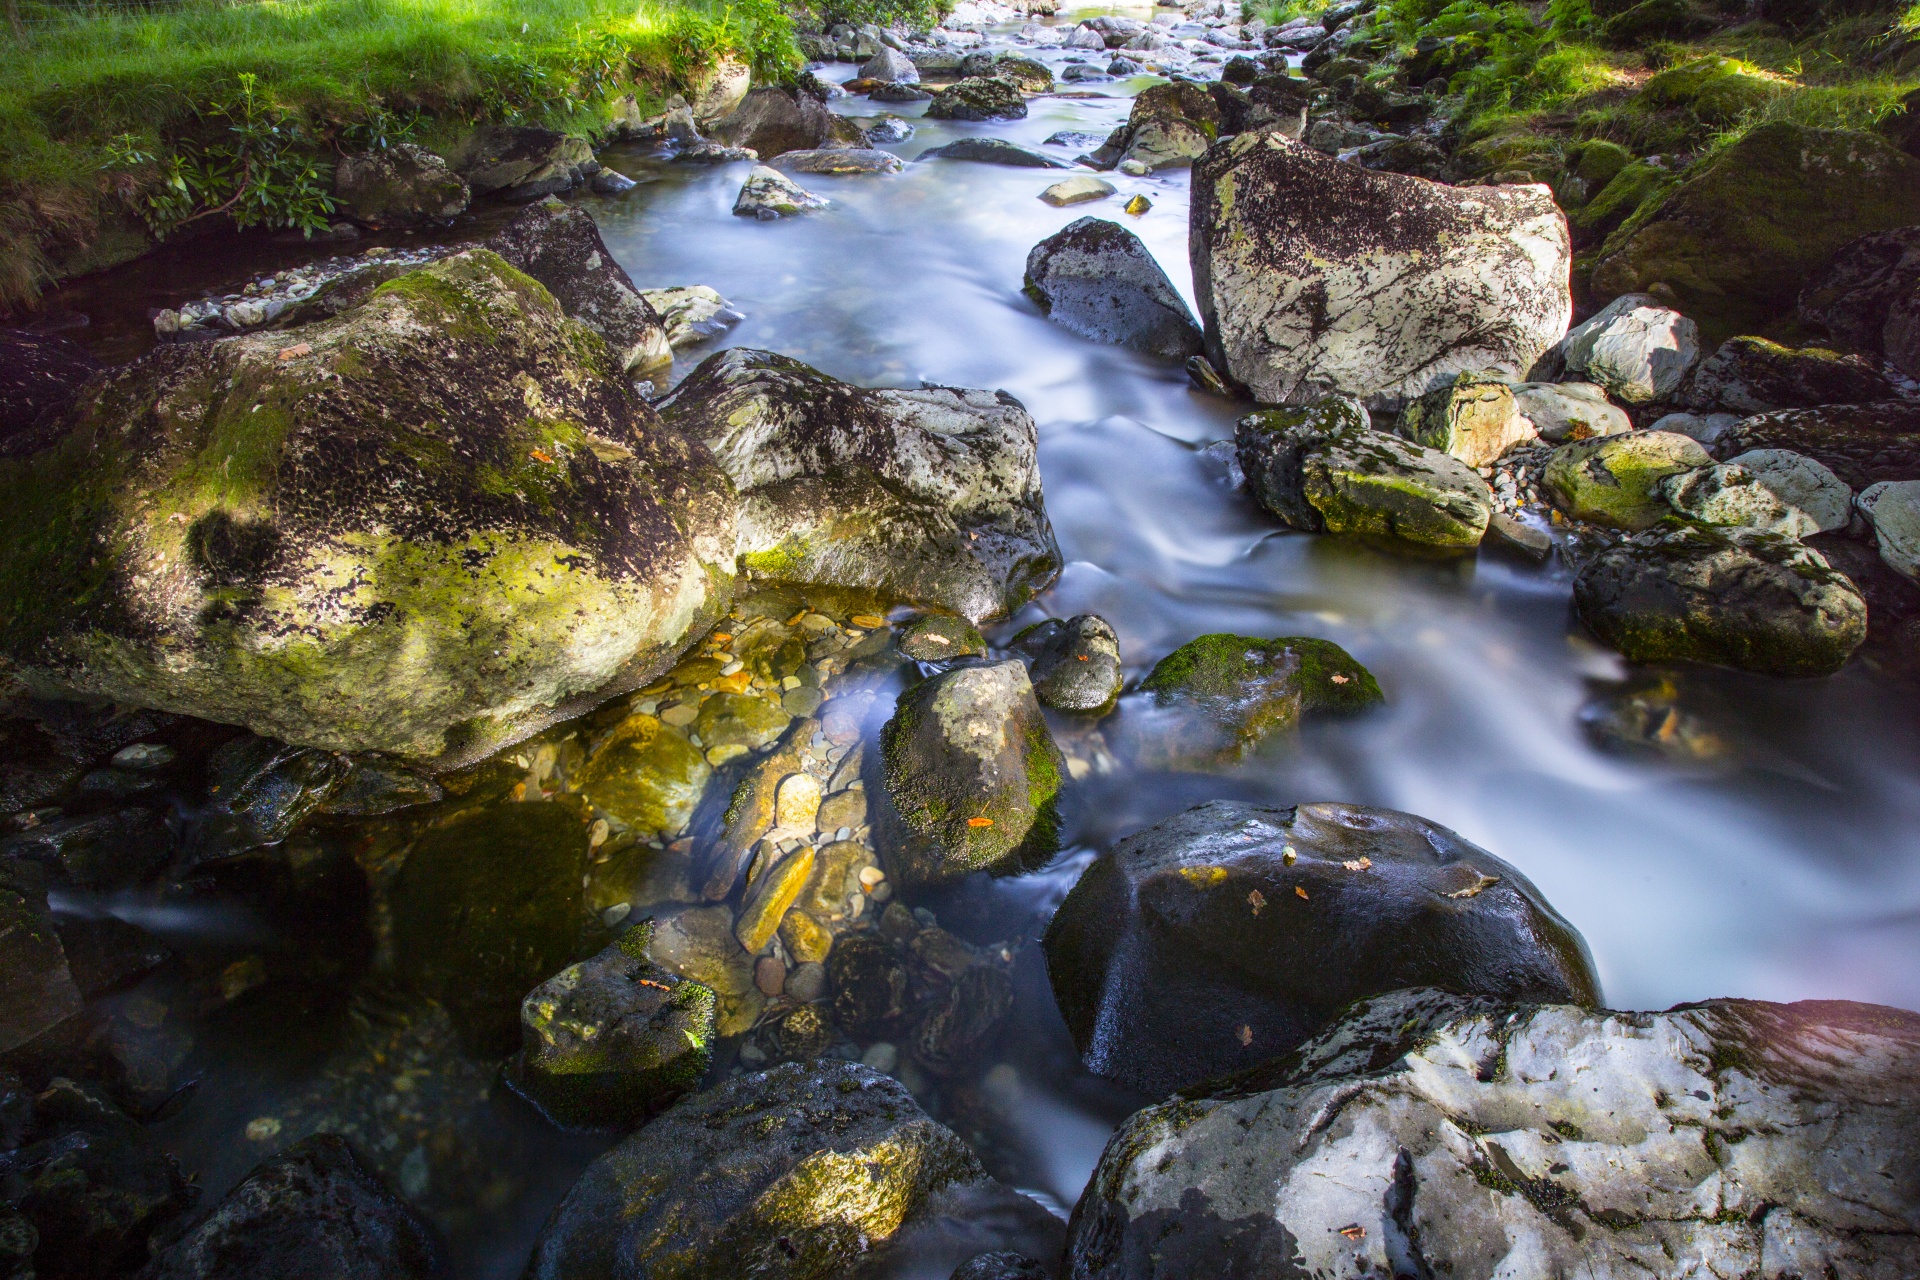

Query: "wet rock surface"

xmin=926 ymin=77 xmax=1030 ymax=122
xmin=0 ymin=330 xmax=100 ymax=441
xmin=484 ymin=199 xmax=672 ymax=373
xmin=1023 ymin=218 xmax=1203 ymax=359
xmin=331 ymin=143 xmax=469 ymax=230
xmin=1011 ymin=614 xmax=1123 ymax=715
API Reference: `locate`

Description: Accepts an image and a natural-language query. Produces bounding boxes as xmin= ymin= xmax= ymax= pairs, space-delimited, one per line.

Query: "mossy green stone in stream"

xmin=1543 ymin=431 xmax=1711 ymax=531
xmin=574 ymin=713 xmax=711 ymax=841
xmin=693 ymin=692 xmax=792 ymax=753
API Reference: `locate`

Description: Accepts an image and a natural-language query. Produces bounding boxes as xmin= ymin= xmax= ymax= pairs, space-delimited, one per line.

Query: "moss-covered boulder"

xmin=1681 ymin=335 xmax=1893 ymax=414
xmin=1570 ymin=160 xmax=1673 ymax=246
xmin=657 ymin=349 xmax=1059 ymax=622
xmin=0 ymin=250 xmax=736 ymax=767
xmin=1718 ymin=401 xmax=1920 ymax=490
xmin=876 ymin=660 xmax=1065 ymax=888
xmin=1574 ymin=525 xmax=1867 ymax=675
xmin=507 ymin=921 xmax=716 ymax=1129
xmin=897 ymin=613 xmax=987 ymax=662
xmin=1638 ymin=57 xmax=1789 ymax=126
xmin=331 ymin=142 xmax=470 ymax=230
xmin=485 ymin=200 xmax=672 ymax=374
xmin=1592 ymin=124 xmax=1920 ymax=341
xmin=1083 ymin=82 xmax=1223 ymax=172
xmin=925 ymin=76 xmax=1028 ymax=122
xmin=1396 ymin=371 xmax=1536 ymax=467
xmin=1542 ymin=430 xmax=1711 ymax=530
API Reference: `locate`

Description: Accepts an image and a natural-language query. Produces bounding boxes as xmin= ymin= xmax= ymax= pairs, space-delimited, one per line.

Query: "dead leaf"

xmin=967 ymin=816 xmax=994 ymax=828
xmin=528 ymin=448 xmax=554 ymax=464
xmin=1237 ymin=1025 xmax=1252 ymax=1046
xmin=1295 ymin=885 xmax=1309 ymax=900
xmin=1247 ymin=889 xmax=1266 ymax=915
xmin=1076 ymin=654 xmax=1089 ymax=661
xmin=1446 ymin=873 xmax=1502 ymax=900
xmin=1342 ymin=857 xmax=1372 ymax=871
xmin=276 ymin=343 xmax=311 ymax=361
xmin=1330 ymin=672 xmax=1350 ymax=684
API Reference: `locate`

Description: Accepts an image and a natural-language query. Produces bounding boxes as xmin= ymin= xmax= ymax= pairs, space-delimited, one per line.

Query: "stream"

xmin=36 ymin=3 xmax=1920 ymax=1276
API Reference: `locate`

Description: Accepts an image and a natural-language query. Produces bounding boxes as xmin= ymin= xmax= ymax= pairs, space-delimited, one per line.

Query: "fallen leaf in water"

xmin=1248 ymin=889 xmax=1266 ymax=915
xmin=1295 ymin=885 xmax=1309 ymax=900
xmin=529 ymin=448 xmax=554 ymax=464
xmin=967 ymin=816 xmax=994 ymax=828
xmin=1342 ymin=857 xmax=1372 ymax=871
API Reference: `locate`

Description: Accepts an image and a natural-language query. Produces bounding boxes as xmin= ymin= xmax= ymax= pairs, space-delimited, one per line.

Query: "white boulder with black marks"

xmin=1512 ymin=380 xmax=1631 ymax=442
xmin=1726 ymin=449 xmax=1852 ymax=535
xmin=1858 ymin=479 xmax=1920 ymax=581
xmin=1659 ymin=462 xmax=1802 ymax=534
xmin=732 ymin=165 xmax=829 ymax=219
xmin=1559 ymin=293 xmax=1702 ymax=404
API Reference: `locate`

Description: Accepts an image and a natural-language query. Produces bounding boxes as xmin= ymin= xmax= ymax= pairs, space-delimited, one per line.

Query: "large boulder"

xmin=709 ymin=86 xmax=833 ymax=159
xmin=1797 ymin=226 xmax=1920 ymax=378
xmin=917 ymin=138 xmax=1066 ymax=168
xmin=1590 ymin=124 xmax=1920 ymax=341
xmin=656 ymin=348 xmax=1060 ymax=622
xmin=860 ymin=46 xmax=919 ymax=83
xmin=1084 ymin=83 xmax=1222 ymax=172
xmin=1726 ymin=448 xmax=1852 ymax=533
xmin=876 ymin=660 xmax=1065 ymax=888
xmin=443 ymin=125 xmax=594 ymax=201
xmin=1717 ymin=401 xmax=1920 ymax=490
xmin=925 ymin=77 xmax=1028 ymax=122
xmin=331 ymin=142 xmax=470 ymax=229
xmin=1660 ymin=453 xmax=1850 ymax=537
xmin=1066 ymin=987 xmax=1920 ymax=1280
xmin=1044 ymin=802 xmax=1599 ymax=1096
xmin=1236 ymin=397 xmax=1495 ymax=549
xmin=485 ymin=199 xmax=672 ymax=373
xmin=1192 ymin=132 xmax=1570 ymax=411
xmin=1573 ymin=525 xmax=1867 ymax=676
xmin=1022 ymin=218 xmax=1203 ymax=359
xmin=732 ymin=165 xmax=830 ymax=219
xmin=525 ymin=1061 xmax=1061 ymax=1280
xmin=1 ymin=329 xmax=100 ymax=441
xmin=1541 ymin=430 xmax=1711 ymax=530
xmin=1553 ymin=292 xmax=1701 ymax=404
xmin=1681 ymin=335 xmax=1893 ymax=414
xmin=1858 ymin=480 xmax=1920 ymax=582
xmin=0 ymin=251 xmax=736 ymax=765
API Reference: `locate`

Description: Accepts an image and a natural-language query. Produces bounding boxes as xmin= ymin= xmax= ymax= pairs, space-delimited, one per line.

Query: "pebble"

xmin=858 ymin=865 xmax=886 ymax=890
xmin=602 ymin=902 xmax=632 ymax=927
xmin=786 ymin=961 xmax=828 ymax=1002
xmin=111 ymin=742 xmax=176 ymax=770
xmin=754 ymin=955 xmax=788 ymax=997
xmin=861 ymin=1042 xmax=899 ymax=1073
xmin=1041 ymin=175 xmax=1118 ymax=206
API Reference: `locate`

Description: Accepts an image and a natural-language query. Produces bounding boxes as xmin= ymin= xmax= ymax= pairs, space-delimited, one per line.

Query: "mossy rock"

xmin=1572 ymin=161 xmax=1673 ymax=243
xmin=1570 ymin=140 xmax=1635 ymax=189
xmin=575 ymin=713 xmax=711 ymax=840
xmin=1542 ymin=431 xmax=1711 ymax=530
xmin=0 ymin=250 xmax=737 ymax=766
xmin=1600 ymin=0 xmax=1719 ymax=45
xmin=1639 ymin=58 xmax=1788 ymax=126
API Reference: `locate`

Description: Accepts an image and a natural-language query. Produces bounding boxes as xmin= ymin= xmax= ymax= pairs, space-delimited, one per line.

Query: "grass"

xmin=0 ymin=0 xmax=800 ymax=311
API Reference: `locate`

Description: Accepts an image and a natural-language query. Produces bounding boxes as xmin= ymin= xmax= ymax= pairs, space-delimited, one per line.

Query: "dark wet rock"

xmin=525 ymin=1061 xmax=1055 ymax=1280
xmin=1680 ymin=335 xmax=1895 ymax=414
xmin=918 ymin=139 xmax=1066 ymax=168
xmin=0 ymin=330 xmax=99 ymax=442
xmin=443 ymin=125 xmax=593 ymax=201
xmin=1193 ymin=133 xmax=1570 ymax=411
xmin=1010 ymin=614 xmax=1123 ymax=715
xmin=1043 ymin=801 xmax=1599 ymax=1095
xmin=926 ymin=77 xmax=1029 ymax=123
xmin=54 ymin=912 xmax=170 ymax=999
xmin=190 ymin=735 xmax=344 ymax=863
xmin=138 ymin=1134 xmax=446 ymax=1280
xmin=877 ymin=661 xmax=1064 ymax=888
xmin=898 ymin=614 xmax=988 ymax=662
xmin=1023 ymin=218 xmax=1203 ymax=359
xmin=1716 ymin=400 xmax=1920 ymax=490
xmin=711 ymin=86 xmax=835 ymax=158
xmin=773 ymin=148 xmax=904 ymax=175
xmin=956 ymin=54 xmax=1053 ymax=94
xmin=1574 ymin=525 xmax=1867 ymax=676
xmin=589 ymin=167 xmax=636 ymax=195
xmin=1067 ymin=987 xmax=1920 ymax=1280
xmin=1236 ymin=396 xmax=1494 ymax=548
xmin=1798 ymin=226 xmax=1920 ymax=378
xmin=0 ymin=859 xmax=81 ymax=1053
xmin=1541 ymin=430 xmax=1711 ymax=531
xmin=3 ymin=805 xmax=174 ymax=889
xmin=952 ymin=1253 xmax=1049 ymax=1280
xmin=484 ymin=199 xmax=672 ymax=374
xmin=909 ymin=950 xmax=1014 ymax=1076
xmin=331 ymin=143 xmax=469 ymax=230
xmin=830 ymin=933 xmax=909 ymax=1036
xmin=864 ymin=115 xmax=915 ymax=144
xmin=506 ymin=921 xmax=716 ymax=1129
xmin=315 ymin=755 xmax=441 ymax=817
xmin=1344 ymin=132 xmax=1448 ymax=178
xmin=657 ymin=348 xmax=1059 ymax=622
xmin=0 ymin=250 xmax=736 ymax=767
xmin=870 ymin=82 xmax=934 ymax=103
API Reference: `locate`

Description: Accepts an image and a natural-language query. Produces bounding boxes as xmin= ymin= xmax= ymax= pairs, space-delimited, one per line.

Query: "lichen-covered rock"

xmin=485 ymin=200 xmax=672 ymax=373
xmin=1574 ymin=525 xmax=1867 ymax=676
xmin=925 ymin=77 xmax=1028 ymax=122
xmin=0 ymin=251 xmax=736 ymax=766
xmin=0 ymin=328 xmax=100 ymax=441
xmin=1023 ymin=218 xmax=1203 ymax=359
xmin=1542 ymin=430 xmax=1712 ymax=531
xmin=1066 ymin=988 xmax=1920 ymax=1280
xmin=1011 ymin=614 xmax=1124 ymax=715
xmin=1192 ymin=132 xmax=1570 ymax=410
xmin=1044 ymin=802 xmax=1598 ymax=1096
xmin=507 ymin=921 xmax=716 ymax=1129
xmin=956 ymin=52 xmax=1053 ymax=94
xmin=444 ymin=125 xmax=594 ymax=201
xmin=877 ymin=660 xmax=1064 ymax=888
xmin=331 ymin=142 xmax=470 ymax=230
xmin=1797 ymin=226 xmax=1920 ymax=377
xmin=1554 ymin=292 xmax=1701 ymax=404
xmin=1591 ymin=124 xmax=1920 ymax=341
xmin=710 ymin=86 xmax=833 ymax=159
xmin=1236 ymin=398 xmax=1495 ymax=548
xmin=1396 ymin=371 xmax=1535 ymax=467
xmin=1727 ymin=448 xmax=1852 ymax=533
xmin=1681 ymin=335 xmax=1893 ymax=414
xmin=0 ymin=858 xmax=80 ymax=1053
xmin=1658 ymin=462 xmax=1803 ymax=534
xmin=1084 ymin=83 xmax=1221 ymax=172
xmin=1859 ymin=479 xmax=1920 ymax=582
xmin=773 ymin=148 xmax=904 ymax=176
xmin=657 ymin=348 xmax=1059 ymax=622
xmin=638 ymin=286 xmax=744 ymax=351
xmin=139 ymin=1134 xmax=446 ymax=1280
xmin=1717 ymin=401 xmax=1920 ymax=491
xmin=733 ymin=165 xmax=830 ymax=219
xmin=1513 ymin=381 xmax=1632 ymax=441
xmin=898 ymin=613 xmax=988 ymax=662
xmin=525 ymin=1061 xmax=1057 ymax=1280
xmin=860 ymin=46 xmax=919 ymax=83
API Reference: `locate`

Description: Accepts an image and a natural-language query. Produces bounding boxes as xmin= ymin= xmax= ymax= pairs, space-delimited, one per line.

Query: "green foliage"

xmin=1248 ymin=0 xmax=1327 ymax=25
xmin=797 ymin=0 xmax=951 ymax=34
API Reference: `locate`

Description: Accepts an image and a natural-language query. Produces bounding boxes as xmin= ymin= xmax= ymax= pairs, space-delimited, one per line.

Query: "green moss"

xmin=1640 ymin=56 xmax=1790 ymax=124
xmin=1141 ymin=633 xmax=1383 ymax=756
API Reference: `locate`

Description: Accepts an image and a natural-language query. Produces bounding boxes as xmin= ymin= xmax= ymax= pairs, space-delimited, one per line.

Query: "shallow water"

xmin=37 ymin=5 xmax=1920 ymax=1275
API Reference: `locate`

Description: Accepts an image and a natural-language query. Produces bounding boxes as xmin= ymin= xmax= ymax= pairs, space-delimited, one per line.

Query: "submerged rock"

xmin=1044 ymin=802 xmax=1599 ymax=1096
xmin=1554 ymin=292 xmax=1701 ymax=404
xmin=657 ymin=348 xmax=1060 ymax=622
xmin=331 ymin=143 xmax=469 ymax=230
xmin=1681 ymin=335 xmax=1893 ymax=414
xmin=733 ymin=165 xmax=830 ymax=219
xmin=1011 ymin=614 xmax=1124 ymax=715
xmin=0 ymin=858 xmax=81 ymax=1053
xmin=1023 ymin=218 xmax=1203 ymax=359
xmin=1396 ymin=370 xmax=1536 ymax=467
xmin=1068 ymin=987 xmax=1920 ymax=1279
xmin=1542 ymin=430 xmax=1711 ymax=531
xmin=925 ymin=77 xmax=1028 ymax=122
xmin=648 ymin=903 xmax=763 ymax=1037
xmin=485 ymin=199 xmax=673 ymax=374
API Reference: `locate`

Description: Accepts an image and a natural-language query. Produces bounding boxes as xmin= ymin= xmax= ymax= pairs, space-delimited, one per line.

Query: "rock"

xmin=1236 ymin=397 xmax=1495 ymax=548
xmin=694 ymin=691 xmax=791 ymax=754
xmin=4 ymin=803 xmax=175 ymax=886
xmin=1044 ymin=802 xmax=1598 ymax=1096
xmin=0 ymin=329 xmax=100 ymax=442
xmin=830 ymin=934 xmax=909 ymax=1035
xmin=952 ymin=1253 xmax=1049 ymax=1280
xmin=1125 ymin=634 xmax=1380 ymax=769
xmin=1089 ymin=83 xmax=1221 ymax=172
xmin=1512 ymin=380 xmax=1631 ymax=442
xmin=1011 ymin=614 xmax=1123 ymax=715
xmin=733 ymin=165 xmax=830 ymax=218
xmin=877 ymin=660 xmax=1065 ymax=888
xmin=1343 ymin=133 xmax=1448 ymax=180
xmin=925 ymin=77 xmax=1028 ymax=122
xmin=1681 ymin=335 xmax=1894 ymax=414
xmin=955 ymin=53 xmax=1052 ymax=94
xmin=657 ymin=348 xmax=1059 ymax=622
xmin=865 ymin=115 xmax=915 ymax=143
xmin=1554 ymin=292 xmax=1701 ymax=404
xmin=1574 ymin=525 xmax=1867 ymax=675
xmin=917 ymin=139 xmax=1066 ymax=168
xmin=898 ymin=614 xmax=988 ymax=662
xmin=138 ymin=1134 xmax=446 ymax=1280
xmin=0 ymin=251 xmax=735 ymax=766
xmin=1039 ymin=176 xmax=1115 ymax=206
xmin=638 ymin=285 xmax=744 ymax=351
xmin=1591 ymin=124 xmax=1920 ymax=341
xmin=507 ymin=922 xmax=716 ymax=1129
xmin=1396 ymin=371 xmax=1535 ymax=467
xmin=773 ymin=148 xmax=904 ymax=175
xmin=688 ymin=56 xmax=754 ymax=125
xmin=576 ymin=713 xmax=709 ymax=843
xmin=1541 ymin=430 xmax=1712 ymax=531
xmin=1193 ymin=133 xmax=1570 ymax=411
xmin=331 ymin=142 xmax=469 ymax=229
xmin=1658 ymin=462 xmax=1804 ymax=535
xmin=860 ymin=46 xmax=919 ymax=83
xmin=1859 ymin=479 xmax=1920 ymax=581
xmin=1798 ymin=227 xmax=1920 ymax=376
xmin=1649 ymin=409 xmax=1742 ymax=449
xmin=1022 ymin=218 xmax=1203 ymax=359
xmin=319 ymin=756 xmax=441 ymax=817
xmin=524 ymin=1061 xmax=1057 ymax=1280
xmin=734 ymin=844 xmax=815 ymax=952
xmin=649 ymin=904 xmax=762 ymax=1036
xmin=1726 ymin=448 xmax=1853 ymax=534
xmin=1066 ymin=987 xmax=1920 ymax=1280
xmin=1485 ymin=510 xmax=1552 ymax=560
xmin=588 ymin=163 xmax=638 ymax=193
xmin=484 ymin=199 xmax=673 ymax=374
xmin=870 ymin=82 xmax=934 ymax=103
xmin=1717 ymin=401 xmax=1920 ymax=490
xmin=710 ymin=86 xmax=834 ymax=159
xmin=0 ymin=859 xmax=81 ymax=1053
xmin=444 ymin=125 xmax=593 ymax=201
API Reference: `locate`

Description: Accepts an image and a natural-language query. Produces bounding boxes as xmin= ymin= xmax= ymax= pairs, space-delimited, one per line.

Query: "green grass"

xmin=0 ymin=0 xmax=799 ymax=310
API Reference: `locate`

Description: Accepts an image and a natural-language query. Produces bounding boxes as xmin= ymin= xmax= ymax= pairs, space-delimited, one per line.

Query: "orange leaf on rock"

xmin=967 ymin=816 xmax=994 ymax=828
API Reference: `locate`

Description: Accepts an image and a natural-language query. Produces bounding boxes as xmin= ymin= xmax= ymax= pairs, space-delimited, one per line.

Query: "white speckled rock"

xmin=1559 ymin=293 xmax=1702 ymax=404
xmin=1727 ymin=449 xmax=1852 ymax=534
xmin=1649 ymin=409 xmax=1743 ymax=449
xmin=1513 ymin=380 xmax=1632 ymax=441
xmin=1858 ymin=479 xmax=1920 ymax=581
xmin=732 ymin=165 xmax=829 ymax=219
xmin=1659 ymin=462 xmax=1801 ymax=534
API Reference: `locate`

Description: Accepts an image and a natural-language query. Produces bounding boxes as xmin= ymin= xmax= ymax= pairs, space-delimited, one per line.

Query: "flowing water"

xmin=37 ymin=5 xmax=1920 ymax=1275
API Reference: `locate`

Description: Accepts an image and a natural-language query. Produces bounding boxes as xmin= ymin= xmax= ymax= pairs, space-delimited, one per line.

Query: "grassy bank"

xmin=0 ymin=0 xmax=800 ymax=311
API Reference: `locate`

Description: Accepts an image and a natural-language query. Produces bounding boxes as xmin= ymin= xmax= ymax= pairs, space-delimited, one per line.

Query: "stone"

xmin=911 ymin=959 xmax=1014 ymax=1076
xmin=1193 ymin=133 xmax=1570 ymax=411
xmin=816 ymin=788 xmax=869 ymax=838
xmin=773 ymin=771 xmax=822 ymax=833
xmin=1103 ymin=83 xmax=1220 ymax=171
xmin=687 ymin=56 xmax=753 ymax=125
xmin=657 ymin=348 xmax=1060 ymax=622
xmin=1039 ymin=176 xmax=1115 ymax=206
xmin=0 ymin=329 xmax=100 ymax=442
xmin=798 ymin=839 xmax=874 ymax=925
xmin=1044 ymin=802 xmax=1599 ymax=1096
xmin=444 ymin=125 xmax=593 ymax=200
xmin=508 ymin=922 xmax=716 ymax=1128
xmin=331 ymin=142 xmax=469 ymax=230
xmin=1485 ymin=510 xmax=1552 ymax=560
xmin=710 ymin=86 xmax=833 ymax=159
xmin=733 ymin=165 xmax=830 ymax=219
xmin=1011 ymin=614 xmax=1124 ymax=715
xmin=785 ymin=959 xmax=828 ymax=1001
xmin=897 ymin=614 xmax=988 ymax=662
xmin=953 ymin=1252 xmax=1049 ymax=1280
xmin=1554 ymin=293 xmax=1701 ymax=404
xmin=575 ymin=713 xmax=710 ymax=841
xmin=3 ymin=802 xmax=175 ymax=886
xmin=695 ymin=741 xmax=803 ymax=901
xmin=0 ymin=859 xmax=81 ymax=1053
xmin=0 ymin=252 xmax=735 ymax=767
xmin=650 ymin=904 xmax=762 ymax=1036
xmin=860 ymin=46 xmax=919 ymax=83
xmin=1023 ymin=218 xmax=1203 ymax=360
xmin=318 ymin=756 xmax=442 ymax=817
xmin=1650 ymin=409 xmax=1743 ymax=449
xmin=1659 ymin=462 xmax=1804 ymax=535
xmin=1512 ymin=380 xmax=1631 ymax=441
xmin=779 ymin=908 xmax=835 ymax=965
xmin=694 ymin=692 xmax=792 ymax=754
xmin=1797 ymin=226 xmax=1920 ymax=373
xmin=735 ymin=844 xmax=816 ymax=952
xmin=1680 ymin=335 xmax=1894 ymax=414
xmin=638 ymin=285 xmax=744 ymax=351
xmin=1859 ymin=479 xmax=1920 ymax=581
xmin=830 ymin=935 xmax=909 ymax=1036
xmin=1542 ymin=430 xmax=1712 ymax=531
xmin=877 ymin=660 xmax=1065 ymax=888
xmin=1236 ymin=397 xmax=1495 ymax=548
xmin=925 ymin=77 xmax=1028 ymax=122
xmin=917 ymin=139 xmax=1066 ymax=168
xmin=1574 ymin=525 xmax=1867 ymax=675
xmin=870 ymin=82 xmax=934 ymax=103
xmin=486 ymin=200 xmax=673 ymax=373
xmin=1728 ymin=448 xmax=1853 ymax=533
xmin=1717 ymin=401 xmax=1920 ymax=491
xmin=139 ymin=1134 xmax=445 ymax=1280
xmin=1591 ymin=124 xmax=1920 ymax=341
xmin=773 ymin=148 xmax=904 ymax=175
xmin=1396 ymin=371 xmax=1535 ymax=467
xmin=1068 ymin=987 xmax=1920 ymax=1280
xmin=865 ymin=115 xmax=915 ymax=143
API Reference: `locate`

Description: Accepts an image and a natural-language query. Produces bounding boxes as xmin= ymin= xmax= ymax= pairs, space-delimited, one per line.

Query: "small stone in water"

xmin=112 ymin=742 xmax=176 ymax=771
xmin=588 ymin=818 xmax=610 ymax=849
xmin=1041 ymin=175 xmax=1117 ymax=206
xmin=859 ymin=865 xmax=886 ymax=890
xmin=754 ymin=955 xmax=787 ymax=997
xmin=775 ymin=772 xmax=823 ymax=832
xmin=660 ymin=703 xmax=699 ymax=727
xmin=861 ymin=1042 xmax=899 ymax=1073
xmin=602 ymin=902 xmax=632 ymax=927
xmin=1125 ymin=194 xmax=1152 ymax=215
xmin=707 ymin=744 xmax=749 ymax=766
xmin=786 ymin=960 xmax=828 ymax=1002
xmin=245 ymin=1116 xmax=282 ymax=1142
